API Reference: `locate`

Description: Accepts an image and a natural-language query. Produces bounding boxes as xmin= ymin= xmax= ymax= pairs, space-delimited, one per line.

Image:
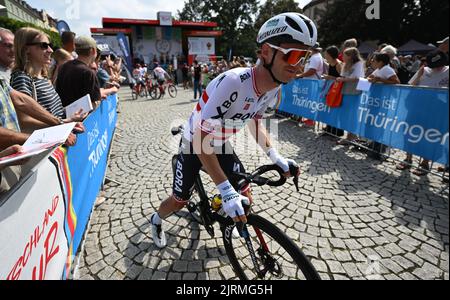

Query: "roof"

xmin=398 ymin=39 xmax=436 ymax=53
xmin=102 ymin=18 xmax=217 ymax=28
xmin=358 ymin=41 xmax=378 ymax=54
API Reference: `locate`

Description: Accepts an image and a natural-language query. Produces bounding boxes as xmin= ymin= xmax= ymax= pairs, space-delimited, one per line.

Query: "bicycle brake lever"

xmin=289 ymin=163 xmax=300 ymax=193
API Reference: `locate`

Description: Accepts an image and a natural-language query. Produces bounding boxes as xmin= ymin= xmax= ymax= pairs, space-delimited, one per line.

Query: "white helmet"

xmin=257 ymin=12 xmax=317 ymax=47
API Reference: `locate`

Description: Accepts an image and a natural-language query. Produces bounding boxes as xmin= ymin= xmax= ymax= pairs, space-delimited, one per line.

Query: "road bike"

xmin=150 ymin=78 xmax=178 ymax=99
xmin=170 ymin=126 xmax=321 ymax=280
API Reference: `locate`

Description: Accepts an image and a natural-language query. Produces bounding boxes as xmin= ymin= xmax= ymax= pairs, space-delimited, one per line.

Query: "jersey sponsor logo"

xmin=244 ymin=97 xmax=255 ymax=103
xmin=174 ymin=159 xmax=184 ymax=193
xmin=258 ymin=26 xmax=288 ymax=42
xmin=211 ymin=92 xmax=239 ymax=119
xmin=230 ymin=112 xmax=257 ymax=121
xmin=243 ymin=103 xmax=251 ymax=111
xmin=240 ymin=72 xmax=251 ymax=83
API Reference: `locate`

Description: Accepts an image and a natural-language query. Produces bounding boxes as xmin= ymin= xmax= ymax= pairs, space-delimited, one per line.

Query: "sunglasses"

xmin=267 ymin=43 xmax=312 ymax=66
xmin=27 ymin=42 xmax=53 ymax=50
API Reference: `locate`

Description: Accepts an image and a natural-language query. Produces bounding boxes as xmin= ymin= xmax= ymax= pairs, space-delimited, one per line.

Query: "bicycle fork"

xmin=237 ymin=223 xmax=270 ymax=279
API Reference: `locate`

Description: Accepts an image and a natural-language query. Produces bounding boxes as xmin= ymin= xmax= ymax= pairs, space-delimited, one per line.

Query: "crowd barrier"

xmin=278 ymin=79 xmax=449 ymax=165
xmin=0 ymin=94 xmax=118 ymax=280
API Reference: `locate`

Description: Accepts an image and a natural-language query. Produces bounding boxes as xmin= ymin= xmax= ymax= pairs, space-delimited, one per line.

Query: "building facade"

xmin=91 ymin=12 xmax=222 ymax=67
xmin=0 ymin=0 xmax=57 ymax=31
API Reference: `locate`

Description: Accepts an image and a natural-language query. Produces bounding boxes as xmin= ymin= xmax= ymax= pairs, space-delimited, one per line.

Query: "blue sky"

xmin=27 ymin=0 xmax=312 ymax=36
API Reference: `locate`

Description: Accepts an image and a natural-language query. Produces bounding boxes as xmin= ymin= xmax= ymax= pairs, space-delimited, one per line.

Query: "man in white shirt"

xmin=297 ymin=43 xmax=324 ymax=79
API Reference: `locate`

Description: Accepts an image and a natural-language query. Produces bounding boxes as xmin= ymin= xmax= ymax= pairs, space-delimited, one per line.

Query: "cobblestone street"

xmin=74 ymin=87 xmax=449 ymax=280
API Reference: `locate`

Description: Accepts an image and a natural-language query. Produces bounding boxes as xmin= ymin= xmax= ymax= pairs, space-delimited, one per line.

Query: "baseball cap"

xmin=312 ymin=42 xmax=322 ymax=51
xmin=437 ymin=37 xmax=449 ymax=44
xmin=426 ymin=50 xmax=448 ymax=68
xmin=75 ymin=36 xmax=98 ymax=50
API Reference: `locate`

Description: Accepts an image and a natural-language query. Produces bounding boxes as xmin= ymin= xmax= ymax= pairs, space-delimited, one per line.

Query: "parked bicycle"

xmin=170 ymin=125 xmax=321 ymax=280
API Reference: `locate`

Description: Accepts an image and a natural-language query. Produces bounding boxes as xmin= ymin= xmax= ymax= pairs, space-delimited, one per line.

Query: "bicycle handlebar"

xmin=237 ymin=163 xmax=300 ymax=192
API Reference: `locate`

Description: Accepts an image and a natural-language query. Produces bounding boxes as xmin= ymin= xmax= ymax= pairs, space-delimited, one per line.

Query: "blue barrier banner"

xmin=280 ymin=79 xmax=449 ymax=165
xmin=66 ymin=95 xmax=118 ymax=255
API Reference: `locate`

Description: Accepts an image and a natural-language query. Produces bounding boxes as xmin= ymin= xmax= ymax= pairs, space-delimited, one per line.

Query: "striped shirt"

xmin=10 ymin=71 xmax=65 ymax=118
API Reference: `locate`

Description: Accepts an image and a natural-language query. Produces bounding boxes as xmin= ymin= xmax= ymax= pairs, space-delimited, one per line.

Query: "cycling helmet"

xmin=257 ymin=13 xmax=317 ymax=47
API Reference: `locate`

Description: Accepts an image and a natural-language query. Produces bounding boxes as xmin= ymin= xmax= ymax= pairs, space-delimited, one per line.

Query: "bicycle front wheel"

xmin=222 ymin=214 xmax=321 ymax=280
xmin=168 ymin=85 xmax=178 ymax=98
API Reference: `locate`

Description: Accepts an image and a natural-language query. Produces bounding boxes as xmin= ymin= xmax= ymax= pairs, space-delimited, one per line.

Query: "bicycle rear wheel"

xmin=222 ymin=214 xmax=321 ymax=280
xmin=150 ymin=86 xmax=161 ymax=100
xmin=168 ymin=84 xmax=178 ymax=98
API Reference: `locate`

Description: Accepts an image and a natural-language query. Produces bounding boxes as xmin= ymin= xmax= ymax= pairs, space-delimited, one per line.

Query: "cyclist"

xmin=132 ymin=63 xmax=146 ymax=94
xmin=150 ymin=13 xmax=318 ymax=248
xmin=153 ymin=63 xmax=171 ymax=96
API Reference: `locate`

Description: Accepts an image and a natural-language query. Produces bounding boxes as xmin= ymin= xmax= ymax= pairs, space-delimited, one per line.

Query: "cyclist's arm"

xmin=248 ymin=119 xmax=273 ymax=153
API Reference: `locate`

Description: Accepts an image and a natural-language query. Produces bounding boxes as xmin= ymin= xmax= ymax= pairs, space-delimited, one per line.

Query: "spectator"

xmin=397 ymin=50 xmax=449 ymax=175
xmin=297 ymin=43 xmax=325 ymax=79
xmin=0 ymin=27 xmax=15 ymax=82
xmin=61 ymin=31 xmax=77 ymax=59
xmin=336 ymin=47 xmax=365 ymax=145
xmin=365 ymin=52 xmax=400 ymax=160
xmin=338 ymin=38 xmax=358 ymax=61
xmin=10 ymin=27 xmax=67 ymax=129
xmin=193 ymin=60 xmax=202 ymax=101
xmin=1 ymin=77 xmax=80 ymax=193
xmin=380 ymin=45 xmax=401 ymax=72
xmin=368 ymin=52 xmax=401 ymax=84
xmin=49 ymin=48 xmax=73 ymax=85
xmin=437 ymin=36 xmax=449 ymax=55
xmin=322 ymin=46 xmax=344 ymax=138
xmin=56 ymin=36 xmax=118 ymax=108
xmin=182 ymin=63 xmax=189 ymax=90
xmin=201 ymin=64 xmax=211 ymax=90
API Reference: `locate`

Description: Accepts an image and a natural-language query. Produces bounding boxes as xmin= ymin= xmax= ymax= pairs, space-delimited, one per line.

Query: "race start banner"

xmin=279 ymin=79 xmax=449 ymax=165
xmin=0 ymin=94 xmax=117 ymax=280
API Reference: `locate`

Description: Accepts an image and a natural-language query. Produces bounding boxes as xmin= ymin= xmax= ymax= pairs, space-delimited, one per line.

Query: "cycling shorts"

xmin=172 ymin=138 xmax=247 ymax=203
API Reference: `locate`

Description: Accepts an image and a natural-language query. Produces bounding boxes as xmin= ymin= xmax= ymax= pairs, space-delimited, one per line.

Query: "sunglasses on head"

xmin=267 ymin=43 xmax=312 ymax=66
xmin=27 ymin=42 xmax=53 ymax=50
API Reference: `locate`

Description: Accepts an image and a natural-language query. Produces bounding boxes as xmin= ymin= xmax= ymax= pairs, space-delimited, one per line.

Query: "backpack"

xmin=397 ymin=65 xmax=412 ymax=84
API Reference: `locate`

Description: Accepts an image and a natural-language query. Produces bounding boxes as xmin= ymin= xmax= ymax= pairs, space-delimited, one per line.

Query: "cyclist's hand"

xmin=218 ymin=181 xmax=249 ymax=223
xmin=268 ymin=148 xmax=299 ymax=178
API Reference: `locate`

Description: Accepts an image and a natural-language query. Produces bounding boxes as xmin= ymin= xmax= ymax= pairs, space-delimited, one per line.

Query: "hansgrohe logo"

xmin=366 ymin=0 xmax=381 ymax=20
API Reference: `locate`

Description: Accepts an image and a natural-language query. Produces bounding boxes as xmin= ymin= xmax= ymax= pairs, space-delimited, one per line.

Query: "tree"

xmin=177 ymin=0 xmax=259 ymax=57
xmin=255 ymin=0 xmax=303 ymax=31
xmin=317 ymin=0 xmax=448 ymax=48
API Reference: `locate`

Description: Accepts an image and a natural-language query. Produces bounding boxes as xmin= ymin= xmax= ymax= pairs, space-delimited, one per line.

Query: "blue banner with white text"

xmin=66 ymin=95 xmax=118 ymax=254
xmin=279 ymin=79 xmax=449 ymax=165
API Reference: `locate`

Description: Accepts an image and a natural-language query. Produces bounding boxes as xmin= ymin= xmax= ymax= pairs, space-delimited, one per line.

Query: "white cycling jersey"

xmin=183 ymin=67 xmax=280 ymax=145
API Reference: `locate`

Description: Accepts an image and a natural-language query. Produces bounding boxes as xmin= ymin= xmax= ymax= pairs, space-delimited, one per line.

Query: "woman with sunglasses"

xmin=149 ymin=13 xmax=318 ymax=249
xmin=10 ymin=28 xmax=83 ymax=133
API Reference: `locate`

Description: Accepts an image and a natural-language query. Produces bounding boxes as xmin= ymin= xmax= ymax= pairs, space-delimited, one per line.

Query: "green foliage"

xmin=318 ymin=0 xmax=449 ymax=48
xmin=0 ymin=16 xmax=61 ymax=48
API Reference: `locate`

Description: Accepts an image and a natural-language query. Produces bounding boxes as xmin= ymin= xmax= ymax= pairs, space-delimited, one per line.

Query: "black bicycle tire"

xmin=150 ymin=87 xmax=160 ymax=99
xmin=168 ymin=85 xmax=178 ymax=98
xmin=222 ymin=214 xmax=321 ymax=280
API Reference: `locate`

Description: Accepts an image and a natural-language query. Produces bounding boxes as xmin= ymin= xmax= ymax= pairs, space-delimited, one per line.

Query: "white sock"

xmin=151 ymin=212 xmax=162 ymax=225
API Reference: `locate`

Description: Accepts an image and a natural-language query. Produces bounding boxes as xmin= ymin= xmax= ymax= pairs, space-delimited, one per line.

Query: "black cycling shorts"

xmin=172 ymin=139 xmax=246 ymax=202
